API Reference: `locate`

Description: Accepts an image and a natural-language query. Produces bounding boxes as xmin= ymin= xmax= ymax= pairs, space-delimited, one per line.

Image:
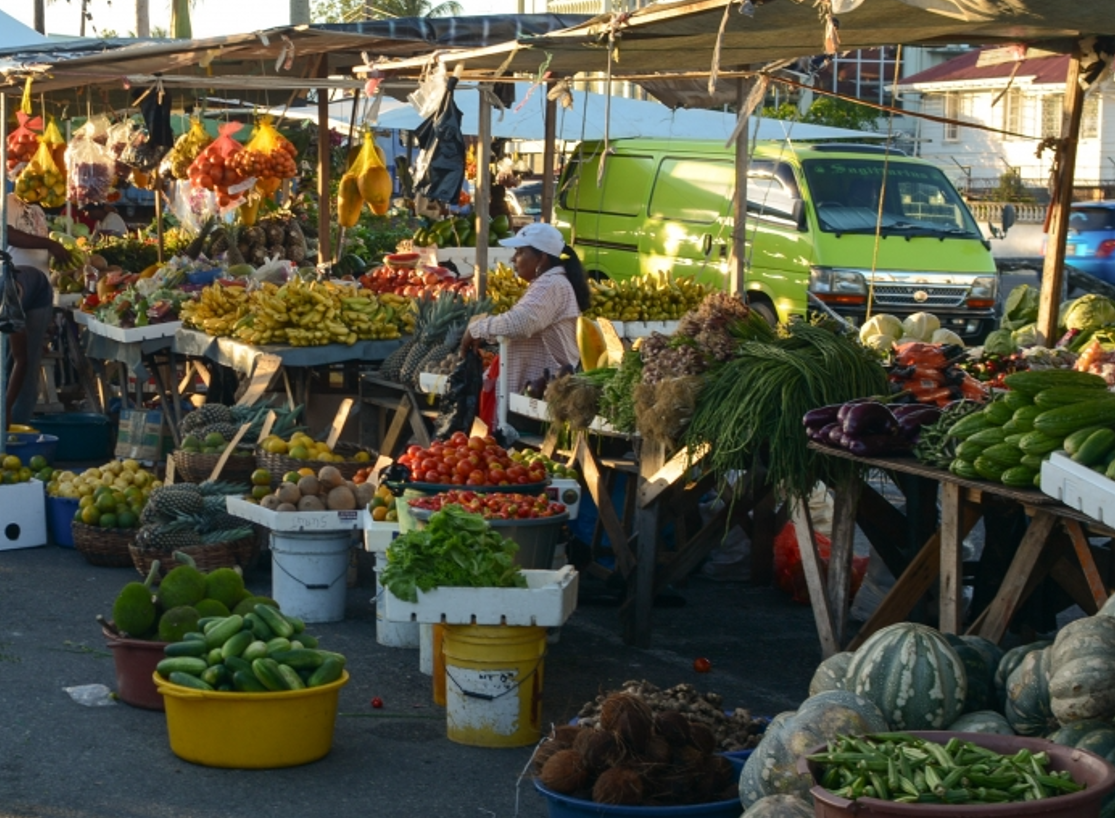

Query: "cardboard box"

xmin=0 ymin=480 xmax=48 ymax=550
xmin=114 ymin=410 xmax=167 ymax=462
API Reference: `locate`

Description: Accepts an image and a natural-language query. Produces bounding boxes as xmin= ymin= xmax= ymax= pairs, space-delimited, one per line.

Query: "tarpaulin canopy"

xmin=0 ymin=10 xmax=48 ymax=49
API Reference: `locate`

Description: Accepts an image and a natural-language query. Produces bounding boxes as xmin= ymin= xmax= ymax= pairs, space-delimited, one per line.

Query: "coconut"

xmin=260 ymin=494 xmax=282 ymax=511
xmin=275 ymin=502 xmax=297 ymax=512
xmin=653 ymin=711 xmax=691 ymax=748
xmin=318 ymin=465 xmax=344 ymax=489
xmin=687 ymin=722 xmax=716 ymax=755
xmin=353 ymin=483 xmax=375 ymax=508
xmin=532 ymin=739 xmax=562 ymax=774
xmin=297 ymin=494 xmax=325 ymax=511
xmin=326 ymin=486 xmax=356 ymax=511
xmin=641 ymin=735 xmax=671 ymax=765
xmin=548 ymin=724 xmax=582 ymax=749
xmin=600 ymin=694 xmax=653 ymax=753
xmin=592 ymin=766 xmax=644 ymax=806
xmin=296 ymin=475 xmax=321 ymax=497
xmin=275 ymin=482 xmax=301 ymax=505
xmin=539 ymin=749 xmax=588 ymax=794
xmin=574 ymin=728 xmax=622 ymax=772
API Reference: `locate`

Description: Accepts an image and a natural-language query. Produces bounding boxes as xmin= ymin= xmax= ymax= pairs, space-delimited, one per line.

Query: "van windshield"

xmin=802 ymin=158 xmax=981 ymax=239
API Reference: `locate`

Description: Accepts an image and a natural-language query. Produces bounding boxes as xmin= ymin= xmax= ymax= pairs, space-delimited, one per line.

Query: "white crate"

xmin=0 ymin=480 xmax=47 ymax=550
xmin=80 ymin=316 xmax=182 ymax=343
xmin=622 ymin=320 xmax=679 ymax=339
xmin=435 ymin=247 xmax=516 ymax=275
xmin=363 ymin=520 xmax=400 ymax=554
xmin=1041 ymin=452 xmax=1115 ymax=525
xmin=383 ymin=565 xmax=579 ymax=627
xmin=547 ymin=478 xmax=582 ymax=520
xmin=52 ymin=293 xmax=82 ymax=309
xmin=226 ymin=496 xmax=366 ymax=532
xmin=508 ymin=392 xmax=620 ymax=435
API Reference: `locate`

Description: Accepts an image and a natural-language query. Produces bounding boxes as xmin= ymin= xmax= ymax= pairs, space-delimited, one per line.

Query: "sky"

xmin=0 ymin=0 xmax=512 ymax=40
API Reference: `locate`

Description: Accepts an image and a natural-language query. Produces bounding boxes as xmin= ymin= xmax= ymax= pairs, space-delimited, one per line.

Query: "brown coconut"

xmin=297 ymin=494 xmax=325 ymax=511
xmin=275 ymin=502 xmax=298 ymax=512
xmin=532 ymin=739 xmax=561 ymax=774
xmin=592 ymin=766 xmax=644 ymax=806
xmin=539 ymin=749 xmax=589 ymax=794
xmin=296 ymin=475 xmax=321 ymax=497
xmin=687 ymin=722 xmax=716 ymax=755
xmin=317 ymin=465 xmax=344 ymax=489
xmin=574 ymin=728 xmax=622 ymax=772
xmin=653 ymin=711 xmax=691 ymax=748
xmin=550 ymin=724 xmax=582 ymax=749
xmin=600 ymin=694 xmax=654 ymax=753
xmin=640 ymin=735 xmax=672 ymax=765
xmin=276 ymin=482 xmax=301 ymax=505
xmin=326 ymin=485 xmax=357 ymax=510
xmin=260 ymin=494 xmax=282 ymax=510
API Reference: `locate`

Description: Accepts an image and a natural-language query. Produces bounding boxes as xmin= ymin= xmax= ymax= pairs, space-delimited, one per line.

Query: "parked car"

xmin=507 ymin=181 xmax=545 ymax=220
xmin=1061 ymin=201 xmax=1115 ymax=284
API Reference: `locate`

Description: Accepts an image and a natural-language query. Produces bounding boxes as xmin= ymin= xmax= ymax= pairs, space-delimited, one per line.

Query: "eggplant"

xmin=897 ymin=407 xmax=942 ymax=439
xmin=842 ymin=401 xmax=898 ymax=437
xmin=836 ymin=398 xmax=872 ymax=424
xmin=891 ymin=402 xmax=931 ymax=419
xmin=846 ymin=434 xmax=909 ymax=458
xmin=827 ymin=423 xmax=847 ymax=446
xmin=812 ymin=421 xmax=840 ymax=443
xmin=803 ymin=404 xmax=842 ymax=430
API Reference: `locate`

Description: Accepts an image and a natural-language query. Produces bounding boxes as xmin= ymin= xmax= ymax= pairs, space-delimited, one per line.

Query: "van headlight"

xmin=970 ymin=276 xmax=997 ymax=299
xmin=809 ymin=267 xmax=867 ymax=295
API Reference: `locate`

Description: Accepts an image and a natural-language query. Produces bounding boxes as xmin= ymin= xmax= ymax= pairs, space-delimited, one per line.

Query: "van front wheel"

xmin=747 ymin=298 xmax=777 ymax=327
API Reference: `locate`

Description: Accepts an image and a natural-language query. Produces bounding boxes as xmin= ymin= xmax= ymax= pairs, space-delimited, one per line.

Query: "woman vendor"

xmin=461 ymin=222 xmax=591 ymax=393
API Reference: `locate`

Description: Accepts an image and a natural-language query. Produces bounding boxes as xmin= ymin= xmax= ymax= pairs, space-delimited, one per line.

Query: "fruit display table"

xmin=801 ymin=443 xmax=1115 ymax=656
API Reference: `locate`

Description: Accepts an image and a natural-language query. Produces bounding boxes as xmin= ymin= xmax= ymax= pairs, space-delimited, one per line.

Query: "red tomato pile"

xmin=396 ymin=433 xmax=548 ymax=487
xmin=409 ymin=490 xmax=566 ymax=520
xmin=358 ymin=265 xmax=473 ymax=299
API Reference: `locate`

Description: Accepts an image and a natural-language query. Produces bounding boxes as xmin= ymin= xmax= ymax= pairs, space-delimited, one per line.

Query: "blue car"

xmin=1063 ymin=202 xmax=1115 ymax=283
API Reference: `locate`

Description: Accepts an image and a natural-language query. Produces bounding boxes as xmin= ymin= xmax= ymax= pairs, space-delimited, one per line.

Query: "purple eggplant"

xmin=803 ymin=404 xmax=842 ymax=430
xmin=842 ymin=401 xmax=898 ymax=437
xmin=891 ymin=403 xmax=930 ymax=419
xmin=897 ymin=407 xmax=942 ymax=439
xmin=846 ymin=434 xmax=909 ymax=458
xmin=836 ymin=398 xmax=872 ymax=424
xmin=812 ymin=421 xmax=840 ymax=443
xmin=828 ymin=424 xmax=847 ymax=446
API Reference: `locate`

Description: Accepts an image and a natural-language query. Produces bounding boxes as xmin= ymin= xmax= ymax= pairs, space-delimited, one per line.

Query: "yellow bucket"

xmin=442 ymin=625 xmax=546 ymax=748
xmin=154 ymin=671 xmax=349 ymax=768
xmin=433 ymin=623 xmax=447 ymax=706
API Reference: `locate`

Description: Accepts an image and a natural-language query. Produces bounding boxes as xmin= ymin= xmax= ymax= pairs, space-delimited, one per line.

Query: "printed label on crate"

xmin=446 ymin=666 xmax=523 ymax=736
xmin=115 ymin=410 xmax=166 ymax=462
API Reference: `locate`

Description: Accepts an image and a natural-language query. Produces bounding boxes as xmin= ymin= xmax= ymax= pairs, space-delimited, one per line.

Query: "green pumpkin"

xmin=946 ymin=710 xmax=1014 ymax=735
xmin=808 ymin=651 xmax=853 ymax=697
xmin=742 ymin=794 xmax=814 ymax=817
xmin=1049 ymin=719 xmax=1115 ymax=764
xmin=960 ymin=635 xmax=1004 ymax=677
xmin=844 ymin=622 xmax=967 ymax=730
xmin=1004 ymin=646 xmax=1059 ymax=737
xmin=1049 ymin=615 xmax=1115 ymax=724
xmin=994 ymin=640 xmax=1051 ymax=709
xmin=945 ymin=634 xmax=993 ymax=713
xmin=738 ymin=690 xmax=888 ymax=809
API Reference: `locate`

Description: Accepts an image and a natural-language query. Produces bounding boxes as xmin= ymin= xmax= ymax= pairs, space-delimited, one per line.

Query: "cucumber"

xmin=243 ymin=640 xmax=269 ymax=662
xmin=1107 ymin=459 xmax=1115 ymax=480
xmin=201 ymin=664 xmax=227 ymax=688
xmin=244 ymin=612 xmax=272 ymax=642
xmin=288 ymin=640 xmax=304 ymax=651
xmin=204 ymin=615 xmax=244 ymax=649
xmin=168 ymin=671 xmax=214 ymax=691
xmin=307 ymin=656 xmax=345 ymax=688
xmin=973 ymin=456 xmax=1006 ymax=482
xmin=980 ymin=443 xmax=1024 ymax=469
xmin=1003 ymin=369 xmax=1109 ymax=396
xmin=1064 ymin=425 xmax=1107 ymax=456
xmin=1000 ymin=465 xmax=1038 ymax=487
xmin=1034 ymin=471 xmax=1042 ymax=488
xmin=967 ymin=427 xmax=1009 ymax=447
xmin=284 ymin=615 xmax=305 ymax=635
xmin=1013 ymin=405 xmax=1043 ymax=425
xmin=297 ymin=633 xmax=319 ymax=649
xmin=221 ymin=629 xmax=254 ymax=660
xmin=1003 ymin=433 xmax=1026 ymax=447
xmin=207 ymin=647 xmax=224 ymax=666
xmin=164 ymin=639 xmax=208 ymax=658
xmin=156 ymin=656 xmax=208 ymax=677
xmin=1001 ymin=418 xmax=1026 ymax=435
xmin=252 ymin=658 xmax=288 ymax=691
xmin=1104 ymin=449 xmax=1115 ymax=467
xmin=182 ymin=631 xmax=207 ymax=642
xmin=954 ymin=440 xmax=985 ymax=462
xmin=233 ymin=670 xmax=268 ymax=692
xmin=947 ymin=412 xmax=996 ymax=440
xmin=316 ymin=650 xmax=347 ymax=666
xmin=1073 ymin=428 xmax=1115 ymax=466
xmin=1020 ymin=454 xmax=1046 ymax=470
xmin=984 ymin=401 xmax=1014 ymax=426
xmin=1034 ymin=399 xmax=1115 ymax=438
xmin=266 ymin=637 xmax=292 ymax=655
xmin=1019 ymin=430 xmax=1063 ymax=456
xmin=196 ymin=616 xmax=219 ymax=631
xmin=1033 ymin=387 xmax=1115 ymax=410
xmin=255 ymin=604 xmax=294 ymax=639
xmin=224 ymin=655 xmax=252 ymax=675
xmin=269 ymin=649 xmax=325 ymax=670
xmin=1002 ymin=390 xmax=1034 ymax=411
xmin=277 ymin=663 xmax=306 ymax=691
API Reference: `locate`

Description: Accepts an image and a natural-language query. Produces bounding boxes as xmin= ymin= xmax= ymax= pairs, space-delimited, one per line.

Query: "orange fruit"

xmin=371 ymin=506 xmax=388 ymax=522
xmin=80 ymin=506 xmax=101 ymax=525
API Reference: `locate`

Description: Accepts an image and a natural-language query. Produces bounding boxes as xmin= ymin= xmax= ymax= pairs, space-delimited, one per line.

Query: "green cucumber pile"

xmin=155 ymin=603 xmax=345 ymax=693
xmin=947 ymin=369 xmax=1115 ymax=487
xmin=810 ymin=733 xmax=1083 ymax=805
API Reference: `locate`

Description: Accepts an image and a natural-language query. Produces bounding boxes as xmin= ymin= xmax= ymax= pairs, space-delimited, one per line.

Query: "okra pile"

xmin=809 ymin=733 xmax=1083 ymax=805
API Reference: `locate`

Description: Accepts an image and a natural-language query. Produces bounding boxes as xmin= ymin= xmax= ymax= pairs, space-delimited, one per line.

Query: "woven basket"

xmin=72 ymin=522 xmax=136 ymax=568
xmin=170 ymin=449 xmax=257 ymax=485
xmin=255 ymin=441 xmax=374 ymax=488
xmin=129 ymin=533 xmax=260 ymax=580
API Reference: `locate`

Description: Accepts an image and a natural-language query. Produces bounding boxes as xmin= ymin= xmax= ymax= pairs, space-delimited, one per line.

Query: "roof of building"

xmin=900 ymin=47 xmax=1070 ymax=87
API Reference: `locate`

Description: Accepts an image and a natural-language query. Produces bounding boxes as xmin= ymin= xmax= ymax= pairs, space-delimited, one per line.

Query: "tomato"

xmin=467 ymin=436 xmax=486 ymax=451
xmin=516 ymin=475 xmax=531 ymax=485
xmin=371 ymin=696 xmax=384 ymax=708
xmin=450 ymin=474 xmax=464 ymax=485
xmin=437 ymin=462 xmax=452 ymax=477
xmin=450 ymin=432 xmax=468 ymax=447
xmin=466 ymin=477 xmax=484 ymax=486
xmin=507 ymin=465 xmax=526 ymax=480
xmin=488 ymin=468 xmax=507 ymax=483
xmin=455 ymin=460 xmax=473 ymax=477
xmin=469 ymin=470 xmax=486 ymax=483
xmin=693 ymin=657 xmax=712 ymax=673
xmin=483 ymin=435 xmax=498 ymax=447
xmin=423 ymin=470 xmax=441 ymax=483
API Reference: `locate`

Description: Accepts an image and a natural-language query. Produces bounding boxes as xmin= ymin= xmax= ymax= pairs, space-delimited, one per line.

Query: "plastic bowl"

xmin=102 ymin=625 xmax=168 ymax=710
xmin=5 ymin=432 xmax=60 ymax=466
xmin=411 ymin=506 xmax=569 ymax=569
xmin=154 ymin=670 xmax=350 ymax=768
xmin=385 ymin=252 xmax=421 ymax=269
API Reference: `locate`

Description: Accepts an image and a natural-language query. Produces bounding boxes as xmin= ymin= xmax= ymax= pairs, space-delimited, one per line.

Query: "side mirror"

xmin=1001 ymin=203 xmax=1016 ymax=233
xmin=792 ymin=199 xmax=807 ymax=231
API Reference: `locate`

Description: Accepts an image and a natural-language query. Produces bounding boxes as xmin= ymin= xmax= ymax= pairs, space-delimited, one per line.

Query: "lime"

xmin=95 ymin=493 xmax=116 ymax=513
xmin=282 ymin=471 xmax=300 ymax=484
xmin=250 ymin=468 xmax=272 ymax=487
xmin=251 ymin=485 xmax=272 ymax=501
xmin=116 ymin=510 xmax=137 ymax=529
xmin=288 ymin=445 xmax=309 ymax=460
xmin=28 ymin=455 xmax=48 ymax=471
xmin=18 ymin=467 xmax=32 ymax=483
xmin=204 ymin=432 xmax=227 ymax=448
xmin=73 ymin=507 xmax=85 ymax=522
xmin=79 ymin=495 xmax=95 ymax=509
xmin=80 ymin=506 xmax=101 ymax=525
xmin=2 ymin=454 xmax=21 ymax=471
xmin=99 ymin=513 xmax=117 ymax=529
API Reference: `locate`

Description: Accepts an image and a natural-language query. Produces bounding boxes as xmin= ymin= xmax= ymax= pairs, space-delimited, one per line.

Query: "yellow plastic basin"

xmin=154 ymin=671 xmax=349 ymax=769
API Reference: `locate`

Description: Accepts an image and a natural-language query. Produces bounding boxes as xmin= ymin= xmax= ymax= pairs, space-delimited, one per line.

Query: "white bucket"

xmin=270 ymin=531 xmax=351 ymax=624
xmin=419 ymin=623 xmax=434 ymax=675
xmin=373 ymin=565 xmax=419 ymax=648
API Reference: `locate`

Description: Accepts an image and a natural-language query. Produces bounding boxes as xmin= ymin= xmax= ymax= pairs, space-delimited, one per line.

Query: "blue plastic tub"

xmin=5 ymin=433 xmax=60 ymax=466
xmin=29 ymin=414 xmax=113 ymax=462
xmin=47 ymin=495 xmax=79 ymax=548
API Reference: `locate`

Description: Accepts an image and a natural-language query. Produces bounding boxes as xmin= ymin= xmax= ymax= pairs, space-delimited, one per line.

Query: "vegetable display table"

xmin=801 ymin=443 xmax=1114 ymax=657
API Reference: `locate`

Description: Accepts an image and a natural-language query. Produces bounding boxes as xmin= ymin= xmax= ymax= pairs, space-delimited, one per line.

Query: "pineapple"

xmin=400 ymin=296 xmax=468 ymax=385
xmin=411 ymin=321 xmax=466 ymax=385
xmin=135 ymin=520 xmax=202 ymax=552
xmin=148 ymin=485 xmax=205 ymax=519
xmin=181 ymin=404 xmax=233 ymax=434
xmin=379 ymin=295 xmax=435 ymax=381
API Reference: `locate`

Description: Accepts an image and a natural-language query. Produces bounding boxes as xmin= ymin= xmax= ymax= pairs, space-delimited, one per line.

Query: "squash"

xmin=945 ymin=634 xmax=993 ymax=713
xmin=995 ymin=640 xmax=1051 ymax=708
xmin=843 ymin=622 xmax=967 ymax=730
xmin=737 ymin=690 xmax=888 ymax=809
xmin=743 ymin=794 xmax=814 ymax=817
xmin=1004 ymin=646 xmax=1058 ymax=736
xmin=960 ymin=634 xmax=1004 ymax=679
xmin=946 ymin=710 xmax=1014 ymax=735
xmin=1049 ymin=615 xmax=1115 ymax=724
xmin=1049 ymin=719 xmax=1115 ymax=764
xmin=808 ymin=651 xmax=853 ymax=697
xmin=1099 ymin=592 xmax=1115 ymax=617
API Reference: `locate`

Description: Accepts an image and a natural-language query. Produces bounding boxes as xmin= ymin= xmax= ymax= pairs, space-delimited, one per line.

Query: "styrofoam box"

xmin=363 ymin=520 xmax=400 ymax=554
xmin=622 ymin=320 xmax=679 ymax=339
xmin=1041 ymin=452 xmax=1115 ymax=525
xmin=384 ymin=565 xmax=579 ymax=627
xmin=53 ymin=293 xmax=82 ymax=309
xmin=81 ymin=316 xmax=182 ymax=343
xmin=547 ymin=478 xmax=581 ymax=521
xmin=418 ymin=372 xmax=449 ymax=395
xmin=508 ymin=392 xmax=620 ymax=435
xmin=226 ymin=496 xmax=366 ymax=532
xmin=435 ymin=246 xmax=516 ymax=275
xmin=0 ymin=479 xmax=48 ymax=550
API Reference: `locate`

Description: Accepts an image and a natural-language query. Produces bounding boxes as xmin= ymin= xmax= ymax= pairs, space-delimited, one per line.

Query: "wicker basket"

xmin=170 ymin=449 xmax=257 ymax=485
xmin=129 ymin=533 xmax=260 ymax=580
xmin=255 ymin=441 xmax=374 ymax=488
xmin=72 ymin=522 xmax=137 ymax=568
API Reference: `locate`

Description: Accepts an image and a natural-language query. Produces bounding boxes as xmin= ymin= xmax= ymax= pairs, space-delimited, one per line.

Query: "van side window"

xmin=562 ymin=154 xmax=654 ymax=215
xmin=746 ymin=161 xmax=800 ymax=222
xmin=649 ymin=158 xmax=733 ymax=223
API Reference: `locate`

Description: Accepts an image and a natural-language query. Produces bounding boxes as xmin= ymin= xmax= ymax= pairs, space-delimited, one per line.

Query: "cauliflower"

xmin=859 ymin=313 xmax=904 ymax=345
xmin=930 ymin=328 xmax=965 ymax=347
xmin=1062 ymin=294 xmax=1115 ymax=333
xmin=902 ymin=312 xmax=941 ymax=342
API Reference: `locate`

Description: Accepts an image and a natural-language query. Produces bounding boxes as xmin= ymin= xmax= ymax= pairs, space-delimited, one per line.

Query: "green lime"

xmin=99 ymin=513 xmax=117 ymax=529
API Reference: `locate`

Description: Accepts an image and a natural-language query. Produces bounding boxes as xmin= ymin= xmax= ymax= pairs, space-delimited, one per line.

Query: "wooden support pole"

xmin=939 ymin=482 xmax=965 ymax=634
xmin=628 ymin=440 xmax=666 ymax=647
xmin=1037 ymin=53 xmax=1084 ymax=345
xmin=792 ymin=500 xmax=839 ymax=658
xmin=475 ymin=88 xmax=492 ymax=299
xmin=540 ymin=85 xmax=558 ymax=224
xmin=826 ymin=479 xmax=861 ymax=645
xmin=973 ymin=511 xmax=1058 ymax=643
xmin=316 ymin=57 xmax=332 ymax=266
xmin=1062 ymin=518 xmax=1109 ymax=611
xmin=730 ymin=77 xmax=753 ymax=296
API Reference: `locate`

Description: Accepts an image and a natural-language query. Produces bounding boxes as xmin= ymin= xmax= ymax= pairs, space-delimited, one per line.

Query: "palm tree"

xmin=364 ymin=0 xmax=463 ymax=18
xmin=136 ymin=0 xmax=149 ymax=36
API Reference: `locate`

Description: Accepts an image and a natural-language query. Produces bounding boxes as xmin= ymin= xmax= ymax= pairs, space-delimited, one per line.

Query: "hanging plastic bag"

xmin=163 ymin=117 xmax=213 ymax=180
xmin=15 ymin=138 xmax=67 ymax=209
xmin=42 ymin=117 xmax=67 ymax=177
xmin=66 ymin=134 xmax=116 ymax=206
xmin=187 ymin=122 xmax=250 ymax=209
xmin=413 ymin=76 xmax=466 ymax=206
xmin=434 ymin=348 xmax=484 ymax=439
xmin=228 ymin=117 xmax=297 ymax=187
xmin=351 ymin=131 xmax=392 ymax=215
xmin=6 ymin=111 xmax=42 ymax=178
xmin=166 ymin=179 xmax=218 ymax=236
xmin=772 ymin=520 xmax=868 ymax=605
xmin=0 ymin=259 xmax=27 ymax=334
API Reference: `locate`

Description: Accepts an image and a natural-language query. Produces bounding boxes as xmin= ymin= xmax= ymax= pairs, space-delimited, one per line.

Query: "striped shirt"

xmin=470 ymin=266 xmax=581 ymax=394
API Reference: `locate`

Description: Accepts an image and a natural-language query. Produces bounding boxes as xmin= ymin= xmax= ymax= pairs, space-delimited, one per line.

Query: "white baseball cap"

xmin=498 ymin=222 xmax=565 ymax=257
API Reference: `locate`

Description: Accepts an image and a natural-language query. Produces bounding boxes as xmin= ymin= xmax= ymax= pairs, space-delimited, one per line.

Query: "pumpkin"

xmin=844 ymin=622 xmax=967 ymax=730
xmin=1004 ymin=646 xmax=1058 ymax=736
xmin=738 ymin=690 xmax=888 ymax=809
xmin=946 ymin=710 xmax=1014 ymax=735
xmin=1049 ymin=615 xmax=1115 ymax=724
xmin=960 ymin=635 xmax=1004 ymax=678
xmin=808 ymin=651 xmax=853 ymax=697
xmin=945 ymin=634 xmax=993 ymax=713
xmin=1049 ymin=719 xmax=1115 ymax=763
xmin=1099 ymin=592 xmax=1115 ymax=617
xmin=743 ymin=794 xmax=814 ymax=817
xmin=994 ymin=640 xmax=1051 ymax=708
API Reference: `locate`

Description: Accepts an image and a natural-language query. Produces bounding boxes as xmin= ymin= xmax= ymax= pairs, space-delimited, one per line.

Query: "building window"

xmin=944 ymin=92 xmax=960 ymax=142
xmin=1082 ymin=95 xmax=1100 ymax=139
xmin=816 ymin=46 xmax=899 ymax=107
xmin=1001 ymin=88 xmax=1021 ymax=137
xmin=1042 ymin=93 xmax=1064 ymax=138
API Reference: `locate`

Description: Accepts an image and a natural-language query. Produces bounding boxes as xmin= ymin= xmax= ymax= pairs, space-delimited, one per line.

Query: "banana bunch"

xmin=486 ymin=263 xmax=529 ymax=315
xmin=180 ymin=283 xmax=250 ymax=336
xmin=584 ymin=271 xmax=714 ymax=322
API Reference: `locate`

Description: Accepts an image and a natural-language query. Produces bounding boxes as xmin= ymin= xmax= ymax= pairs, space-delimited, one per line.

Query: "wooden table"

xmin=797 ymin=444 xmax=1114 ymax=656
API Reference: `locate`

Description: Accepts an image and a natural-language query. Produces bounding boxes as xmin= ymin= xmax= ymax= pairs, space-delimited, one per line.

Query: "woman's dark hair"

xmin=547 ymin=244 xmax=591 ymax=312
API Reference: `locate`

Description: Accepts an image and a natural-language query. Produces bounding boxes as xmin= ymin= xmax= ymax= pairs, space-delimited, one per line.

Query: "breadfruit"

xmin=194 ymin=598 xmax=231 ymax=618
xmin=204 ymin=567 xmax=245 ymax=609
xmin=112 ymin=584 xmax=157 ymax=638
xmin=157 ymin=564 xmax=207 ymax=610
xmin=157 ymin=606 xmax=201 ymax=643
xmin=232 ymin=595 xmax=280 ymax=617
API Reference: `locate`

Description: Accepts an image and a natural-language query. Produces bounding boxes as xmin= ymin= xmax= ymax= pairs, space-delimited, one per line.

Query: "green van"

xmin=554 ymin=139 xmax=1000 ymax=340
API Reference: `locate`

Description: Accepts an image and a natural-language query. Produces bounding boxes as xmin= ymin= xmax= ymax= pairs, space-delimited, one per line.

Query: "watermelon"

xmin=1004 ymin=646 xmax=1059 ymax=736
xmin=738 ymin=690 xmax=888 ymax=809
xmin=743 ymin=794 xmax=814 ymax=817
xmin=844 ymin=623 xmax=967 ymax=730
xmin=1049 ymin=615 xmax=1115 ymax=724
xmin=946 ymin=710 xmax=1014 ymax=735
xmin=808 ymin=651 xmax=852 ymax=697
xmin=994 ymin=640 xmax=1051 ymax=708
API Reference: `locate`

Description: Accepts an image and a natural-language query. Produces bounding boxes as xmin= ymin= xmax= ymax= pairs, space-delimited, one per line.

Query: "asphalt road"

xmin=0 ymin=542 xmax=818 ymax=818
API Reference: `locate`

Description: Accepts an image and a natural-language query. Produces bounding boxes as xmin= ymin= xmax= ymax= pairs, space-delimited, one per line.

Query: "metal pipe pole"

xmin=540 ymin=85 xmax=557 ymax=224
xmin=475 ymin=89 xmax=492 ymax=300
xmin=316 ymin=57 xmax=332 ymax=266
xmin=1 ymin=91 xmax=9 ymax=453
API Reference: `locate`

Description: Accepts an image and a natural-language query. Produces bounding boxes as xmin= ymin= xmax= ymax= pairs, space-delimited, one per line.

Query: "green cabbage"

xmin=859 ymin=313 xmax=904 ymax=345
xmin=930 ymin=328 xmax=964 ymax=347
xmin=902 ymin=312 xmax=941 ymax=342
xmin=983 ymin=329 xmax=1017 ymax=356
xmin=1001 ymin=284 xmax=1040 ymax=330
xmin=1062 ymin=294 xmax=1115 ymax=332
xmin=1012 ymin=323 xmax=1039 ymax=347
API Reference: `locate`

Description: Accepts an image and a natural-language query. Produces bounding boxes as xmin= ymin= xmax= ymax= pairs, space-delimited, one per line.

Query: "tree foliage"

xmin=312 ymin=0 xmax=463 ymax=22
xmin=761 ymin=96 xmax=879 ymax=132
